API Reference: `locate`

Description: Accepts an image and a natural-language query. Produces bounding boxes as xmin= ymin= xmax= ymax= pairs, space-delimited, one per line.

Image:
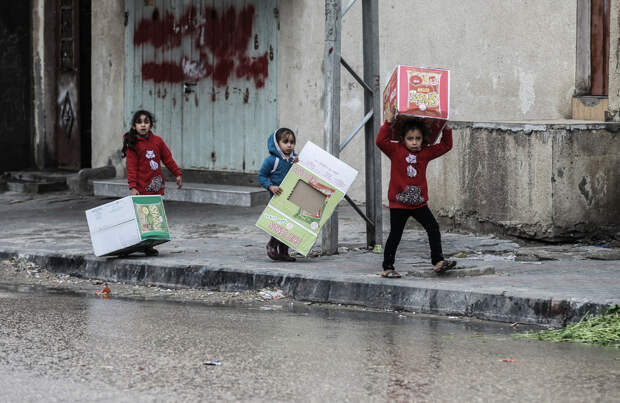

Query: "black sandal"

xmin=381 ymin=270 xmax=402 ymax=278
xmin=433 ymin=260 xmax=455 ymax=274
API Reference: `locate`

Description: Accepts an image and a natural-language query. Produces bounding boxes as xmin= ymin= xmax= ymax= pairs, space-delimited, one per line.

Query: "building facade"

xmin=11 ymin=0 xmax=620 ymax=240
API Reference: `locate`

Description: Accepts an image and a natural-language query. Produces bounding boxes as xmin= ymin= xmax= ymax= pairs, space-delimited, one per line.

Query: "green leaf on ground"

xmin=515 ymin=305 xmax=620 ymax=348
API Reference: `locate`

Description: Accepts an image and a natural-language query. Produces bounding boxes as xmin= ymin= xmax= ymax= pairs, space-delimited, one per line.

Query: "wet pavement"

xmin=0 ymin=191 xmax=619 ymax=325
xmin=1 ymin=284 xmax=619 ymax=402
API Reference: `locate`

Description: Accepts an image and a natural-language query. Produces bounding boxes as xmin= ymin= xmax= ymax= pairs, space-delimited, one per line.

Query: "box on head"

xmin=383 ymin=65 xmax=450 ymax=143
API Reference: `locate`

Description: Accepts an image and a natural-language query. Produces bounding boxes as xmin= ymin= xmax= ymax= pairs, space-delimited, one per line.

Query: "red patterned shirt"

xmin=125 ymin=131 xmax=182 ymax=195
xmin=376 ymin=122 xmax=452 ymax=209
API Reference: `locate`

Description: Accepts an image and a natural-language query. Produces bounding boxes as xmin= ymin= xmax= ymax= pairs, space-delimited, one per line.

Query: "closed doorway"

xmin=125 ymin=0 xmax=279 ymax=173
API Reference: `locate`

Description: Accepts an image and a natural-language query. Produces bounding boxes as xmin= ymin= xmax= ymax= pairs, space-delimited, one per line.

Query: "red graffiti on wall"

xmin=134 ymin=5 xmax=269 ymax=88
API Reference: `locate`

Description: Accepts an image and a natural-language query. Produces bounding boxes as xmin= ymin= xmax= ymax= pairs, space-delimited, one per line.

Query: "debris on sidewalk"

xmin=0 ymin=260 xmax=293 ymax=306
xmin=257 ymin=288 xmax=286 ymax=300
xmin=204 ymin=360 xmax=222 ymax=366
xmin=95 ymin=284 xmax=111 ymax=298
xmin=500 ymin=358 xmax=517 ymax=363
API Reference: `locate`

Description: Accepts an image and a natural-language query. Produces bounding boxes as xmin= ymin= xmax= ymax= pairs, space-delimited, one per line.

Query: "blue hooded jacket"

xmin=258 ymin=129 xmax=297 ymax=195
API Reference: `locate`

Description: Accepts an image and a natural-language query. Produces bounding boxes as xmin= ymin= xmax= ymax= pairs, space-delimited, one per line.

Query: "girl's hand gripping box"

xmin=383 ymin=65 xmax=450 ymax=143
xmin=85 ymin=195 xmax=170 ymax=257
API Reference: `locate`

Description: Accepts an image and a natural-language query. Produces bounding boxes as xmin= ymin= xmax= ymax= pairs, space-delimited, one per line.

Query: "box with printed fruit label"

xmin=85 ymin=195 xmax=170 ymax=257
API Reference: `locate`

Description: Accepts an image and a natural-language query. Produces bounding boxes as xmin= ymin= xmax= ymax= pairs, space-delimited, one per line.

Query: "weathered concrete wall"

xmin=91 ymin=0 xmax=125 ymax=175
xmin=279 ymin=0 xmax=578 ymax=201
xmin=428 ymin=123 xmax=620 ymax=241
xmin=278 ymin=0 xmax=325 ymax=156
xmin=551 ymin=126 xmax=620 ymax=237
xmin=428 ymin=124 xmax=554 ymax=239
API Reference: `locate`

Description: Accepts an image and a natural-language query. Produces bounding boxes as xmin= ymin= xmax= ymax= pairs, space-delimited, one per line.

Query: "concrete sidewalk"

xmin=0 ymin=191 xmax=618 ymax=326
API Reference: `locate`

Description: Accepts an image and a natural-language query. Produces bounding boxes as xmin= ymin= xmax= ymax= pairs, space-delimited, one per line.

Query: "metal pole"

xmin=362 ymin=0 xmax=382 ymax=249
xmin=322 ymin=0 xmax=342 ymax=255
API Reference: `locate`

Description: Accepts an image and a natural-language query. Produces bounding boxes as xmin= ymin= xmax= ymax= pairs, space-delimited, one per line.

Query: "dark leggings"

xmin=384 ymin=206 xmax=444 ymax=266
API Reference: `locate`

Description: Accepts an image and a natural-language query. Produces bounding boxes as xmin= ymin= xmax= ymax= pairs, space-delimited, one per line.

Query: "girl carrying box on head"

xmin=376 ymin=118 xmax=456 ymax=278
xmin=121 ymin=109 xmax=182 ymax=256
xmin=258 ymin=128 xmax=298 ymax=262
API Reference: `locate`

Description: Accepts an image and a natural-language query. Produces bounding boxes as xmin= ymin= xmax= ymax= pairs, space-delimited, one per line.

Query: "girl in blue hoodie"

xmin=258 ymin=128 xmax=298 ymax=261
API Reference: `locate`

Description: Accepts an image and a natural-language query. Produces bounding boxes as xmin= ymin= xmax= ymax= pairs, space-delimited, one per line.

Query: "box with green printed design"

xmin=256 ymin=141 xmax=358 ymax=256
xmin=85 ymin=195 xmax=170 ymax=257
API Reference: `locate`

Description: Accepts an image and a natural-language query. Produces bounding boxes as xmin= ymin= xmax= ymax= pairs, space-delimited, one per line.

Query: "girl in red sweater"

xmin=121 ymin=110 xmax=182 ymax=256
xmin=376 ymin=119 xmax=455 ymax=278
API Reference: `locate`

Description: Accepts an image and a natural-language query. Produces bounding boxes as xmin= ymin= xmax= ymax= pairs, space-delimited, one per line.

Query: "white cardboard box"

xmin=85 ymin=195 xmax=170 ymax=257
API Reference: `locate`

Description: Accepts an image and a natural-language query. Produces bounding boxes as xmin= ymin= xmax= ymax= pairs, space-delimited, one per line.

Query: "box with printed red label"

xmin=383 ymin=65 xmax=450 ymax=143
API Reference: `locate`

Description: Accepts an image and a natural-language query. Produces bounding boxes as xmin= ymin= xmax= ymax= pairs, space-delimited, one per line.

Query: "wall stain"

xmin=134 ymin=4 xmax=270 ymax=89
xmin=578 ymin=176 xmax=592 ymax=205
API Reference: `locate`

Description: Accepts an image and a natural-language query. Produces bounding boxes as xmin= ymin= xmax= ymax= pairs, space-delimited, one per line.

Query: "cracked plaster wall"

xmin=428 ymin=125 xmax=620 ymax=240
xmin=91 ymin=0 xmax=125 ymax=176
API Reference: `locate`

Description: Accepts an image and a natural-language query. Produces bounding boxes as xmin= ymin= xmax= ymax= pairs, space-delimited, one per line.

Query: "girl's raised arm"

xmin=426 ymin=126 xmax=453 ymax=160
xmin=376 ymin=121 xmax=398 ymax=157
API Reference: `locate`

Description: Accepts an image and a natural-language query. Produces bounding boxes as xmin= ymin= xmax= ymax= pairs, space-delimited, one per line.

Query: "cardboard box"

xmin=85 ymin=195 xmax=170 ymax=257
xmin=256 ymin=141 xmax=358 ymax=256
xmin=383 ymin=65 xmax=450 ymax=143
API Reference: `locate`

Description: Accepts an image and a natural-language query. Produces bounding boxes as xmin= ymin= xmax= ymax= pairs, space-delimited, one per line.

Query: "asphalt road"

xmin=1 ymin=283 xmax=619 ymax=402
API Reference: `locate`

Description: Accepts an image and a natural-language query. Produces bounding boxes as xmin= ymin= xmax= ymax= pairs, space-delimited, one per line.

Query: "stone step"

xmin=4 ymin=171 xmax=71 ymax=194
xmin=93 ymin=179 xmax=269 ymax=207
xmin=7 ymin=179 xmax=68 ymax=193
xmin=8 ymin=170 xmax=73 ymax=182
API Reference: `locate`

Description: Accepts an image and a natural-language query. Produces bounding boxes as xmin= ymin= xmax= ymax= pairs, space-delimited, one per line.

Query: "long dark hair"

xmin=121 ymin=110 xmax=156 ymax=158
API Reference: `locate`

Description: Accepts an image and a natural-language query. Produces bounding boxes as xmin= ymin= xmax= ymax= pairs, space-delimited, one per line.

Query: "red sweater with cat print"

xmin=376 ymin=122 xmax=452 ymax=209
xmin=125 ymin=131 xmax=182 ymax=195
